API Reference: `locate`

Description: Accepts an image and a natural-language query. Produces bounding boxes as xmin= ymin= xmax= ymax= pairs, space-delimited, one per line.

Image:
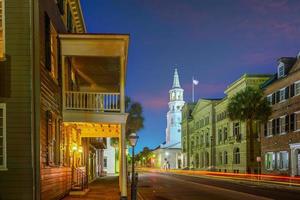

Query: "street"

xmin=137 ymin=172 xmax=300 ymax=200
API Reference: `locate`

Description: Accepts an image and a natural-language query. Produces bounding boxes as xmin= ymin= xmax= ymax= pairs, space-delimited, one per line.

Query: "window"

xmin=224 ymin=151 xmax=228 ymax=164
xmin=265 ymin=152 xmax=275 ymax=170
xmin=233 ymin=148 xmax=240 ymax=164
xmin=276 ymin=151 xmax=288 ymax=170
xmin=267 ymin=120 xmax=273 ymax=136
xmin=218 ymin=129 xmax=222 ymax=144
xmin=267 ymin=94 xmax=272 ymax=105
xmin=45 ymin=15 xmax=58 ymax=80
xmin=104 ymin=157 xmax=107 ymax=168
xmin=0 ymin=103 xmax=6 ymax=170
xmin=46 ymin=111 xmax=61 ymax=166
xmin=279 ymin=116 xmax=286 ymax=134
xmin=219 ymin=152 xmax=223 ymax=165
xmin=279 ymin=88 xmax=286 ymax=102
xmin=205 ymin=132 xmax=209 ymax=147
xmin=223 ymin=127 xmax=228 ymax=141
xmin=278 ymin=63 xmax=285 ymax=78
xmin=0 ymin=0 xmax=4 ymax=59
xmin=233 ymin=122 xmax=240 ymax=137
xmin=295 ymin=81 xmax=300 ymax=96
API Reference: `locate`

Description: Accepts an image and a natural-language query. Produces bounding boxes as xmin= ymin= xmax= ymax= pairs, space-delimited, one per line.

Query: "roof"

xmin=261 ymin=57 xmax=297 ymax=89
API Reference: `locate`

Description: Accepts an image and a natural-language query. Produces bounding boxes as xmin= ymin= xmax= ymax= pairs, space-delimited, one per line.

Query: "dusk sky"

xmin=81 ymin=0 xmax=300 ymax=152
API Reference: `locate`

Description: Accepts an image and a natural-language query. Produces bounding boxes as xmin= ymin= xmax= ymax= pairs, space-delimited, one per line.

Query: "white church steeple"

xmin=165 ymin=68 xmax=185 ymax=146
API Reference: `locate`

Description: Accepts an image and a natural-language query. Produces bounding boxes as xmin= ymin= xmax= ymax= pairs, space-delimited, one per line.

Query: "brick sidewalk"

xmin=63 ymin=176 xmax=121 ymax=200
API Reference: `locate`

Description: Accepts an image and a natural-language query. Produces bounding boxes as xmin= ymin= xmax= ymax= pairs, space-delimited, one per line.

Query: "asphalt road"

xmin=137 ymin=172 xmax=300 ymax=200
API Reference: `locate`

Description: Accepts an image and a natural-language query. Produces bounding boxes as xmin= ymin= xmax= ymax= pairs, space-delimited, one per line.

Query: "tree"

xmin=227 ymin=86 xmax=271 ymax=161
xmin=125 ymin=96 xmax=144 ymax=138
xmin=110 ymin=96 xmax=144 ymax=147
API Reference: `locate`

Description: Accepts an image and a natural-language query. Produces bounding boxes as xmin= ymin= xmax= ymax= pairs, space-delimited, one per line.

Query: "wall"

xmin=0 ymin=0 xmax=34 ymax=199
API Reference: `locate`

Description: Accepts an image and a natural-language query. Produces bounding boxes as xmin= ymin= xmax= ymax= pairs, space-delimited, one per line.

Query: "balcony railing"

xmin=65 ymin=91 xmax=120 ymax=112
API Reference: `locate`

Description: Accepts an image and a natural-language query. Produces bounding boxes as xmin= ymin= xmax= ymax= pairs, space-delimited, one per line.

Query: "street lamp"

xmin=128 ymin=133 xmax=139 ymax=200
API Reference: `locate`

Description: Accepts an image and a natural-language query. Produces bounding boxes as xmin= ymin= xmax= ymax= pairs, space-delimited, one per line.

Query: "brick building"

xmin=261 ymin=54 xmax=300 ymax=176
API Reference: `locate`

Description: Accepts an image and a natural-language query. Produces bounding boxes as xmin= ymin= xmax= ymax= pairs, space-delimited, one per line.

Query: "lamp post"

xmin=128 ymin=133 xmax=139 ymax=200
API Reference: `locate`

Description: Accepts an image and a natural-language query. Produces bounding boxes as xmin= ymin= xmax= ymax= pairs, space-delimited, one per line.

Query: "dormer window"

xmin=278 ymin=62 xmax=285 ymax=78
xmin=297 ymin=51 xmax=300 ymax=59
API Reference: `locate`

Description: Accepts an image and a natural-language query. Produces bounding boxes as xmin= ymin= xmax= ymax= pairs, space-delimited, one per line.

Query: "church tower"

xmin=165 ymin=68 xmax=185 ymax=146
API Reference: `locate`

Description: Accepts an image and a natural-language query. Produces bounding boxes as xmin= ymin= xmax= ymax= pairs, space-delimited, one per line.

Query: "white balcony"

xmin=65 ymin=91 xmax=120 ymax=112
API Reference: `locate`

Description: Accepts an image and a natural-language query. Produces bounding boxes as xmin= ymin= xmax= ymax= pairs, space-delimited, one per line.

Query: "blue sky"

xmin=81 ymin=0 xmax=300 ymax=152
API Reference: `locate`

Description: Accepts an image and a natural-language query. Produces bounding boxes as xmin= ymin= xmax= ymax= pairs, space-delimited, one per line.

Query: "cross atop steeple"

xmin=172 ymin=68 xmax=181 ymax=88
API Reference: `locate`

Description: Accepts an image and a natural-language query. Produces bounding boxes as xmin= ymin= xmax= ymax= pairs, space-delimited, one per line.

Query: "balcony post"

xmin=62 ymin=56 xmax=66 ymax=111
xmin=120 ymin=56 xmax=125 ymax=113
xmin=119 ymin=123 xmax=127 ymax=199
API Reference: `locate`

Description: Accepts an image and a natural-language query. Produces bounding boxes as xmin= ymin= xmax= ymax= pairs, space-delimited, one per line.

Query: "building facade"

xmin=181 ymin=103 xmax=196 ymax=168
xmin=261 ymin=55 xmax=300 ymax=176
xmin=183 ymin=74 xmax=270 ymax=173
xmin=215 ymin=74 xmax=270 ymax=173
xmin=0 ymin=1 xmax=129 ymax=199
xmin=189 ymin=99 xmax=220 ymax=170
xmin=152 ymin=69 xmax=185 ymax=169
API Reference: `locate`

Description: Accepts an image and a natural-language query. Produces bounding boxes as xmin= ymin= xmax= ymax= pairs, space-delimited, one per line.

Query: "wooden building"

xmin=0 ymin=0 xmax=129 ymax=199
xmin=261 ymin=54 xmax=300 ymax=176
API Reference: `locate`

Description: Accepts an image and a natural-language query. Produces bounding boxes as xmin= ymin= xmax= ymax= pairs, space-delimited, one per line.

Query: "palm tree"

xmin=110 ymin=96 xmax=144 ymax=146
xmin=227 ymin=86 xmax=271 ymax=161
xmin=125 ymin=96 xmax=144 ymax=138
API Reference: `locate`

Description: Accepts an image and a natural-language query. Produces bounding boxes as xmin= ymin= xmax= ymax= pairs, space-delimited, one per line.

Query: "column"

xmin=291 ymin=148 xmax=296 ymax=176
xmin=119 ymin=123 xmax=127 ymax=199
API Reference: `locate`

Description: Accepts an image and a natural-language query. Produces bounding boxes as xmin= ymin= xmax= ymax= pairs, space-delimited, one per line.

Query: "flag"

xmin=193 ymin=79 xmax=199 ymax=85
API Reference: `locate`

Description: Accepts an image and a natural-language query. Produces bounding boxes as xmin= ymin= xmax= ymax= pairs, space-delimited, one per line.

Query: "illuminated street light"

xmin=128 ymin=133 xmax=139 ymax=200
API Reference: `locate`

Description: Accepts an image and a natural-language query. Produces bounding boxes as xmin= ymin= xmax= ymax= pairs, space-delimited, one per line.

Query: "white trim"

xmin=0 ymin=103 xmax=7 ymax=170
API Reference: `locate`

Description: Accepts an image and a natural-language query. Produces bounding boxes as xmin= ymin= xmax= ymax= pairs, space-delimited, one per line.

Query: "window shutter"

xmin=45 ymin=14 xmax=51 ymax=71
xmin=291 ymin=84 xmax=295 ymax=97
xmin=286 ymin=115 xmax=290 ymax=132
xmin=272 ymin=120 xmax=275 ymax=135
xmin=264 ymin=123 xmax=267 ymax=137
xmin=276 ymin=118 xmax=280 ymax=134
xmin=57 ymin=38 xmax=62 ymax=86
xmin=290 ymin=113 xmax=295 ymax=131
xmin=276 ymin=91 xmax=280 ymax=103
xmin=285 ymin=87 xmax=289 ymax=99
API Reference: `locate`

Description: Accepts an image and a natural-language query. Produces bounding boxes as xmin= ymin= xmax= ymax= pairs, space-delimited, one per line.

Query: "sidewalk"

xmin=63 ymin=176 xmax=120 ymax=200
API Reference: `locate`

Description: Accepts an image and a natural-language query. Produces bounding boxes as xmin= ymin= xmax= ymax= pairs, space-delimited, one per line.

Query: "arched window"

xmin=224 ymin=151 xmax=228 ymax=164
xmin=233 ymin=148 xmax=240 ymax=164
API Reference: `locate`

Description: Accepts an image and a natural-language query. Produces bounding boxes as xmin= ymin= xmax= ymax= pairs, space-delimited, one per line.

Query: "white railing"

xmin=65 ymin=91 xmax=120 ymax=112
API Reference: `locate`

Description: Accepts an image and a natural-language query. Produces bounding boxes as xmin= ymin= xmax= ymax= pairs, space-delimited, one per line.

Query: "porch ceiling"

xmin=73 ymin=56 xmax=120 ymax=91
xmin=64 ymin=122 xmax=121 ymax=138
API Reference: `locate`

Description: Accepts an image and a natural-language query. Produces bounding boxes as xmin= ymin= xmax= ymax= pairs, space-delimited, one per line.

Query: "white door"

xmin=298 ymin=153 xmax=300 ymax=175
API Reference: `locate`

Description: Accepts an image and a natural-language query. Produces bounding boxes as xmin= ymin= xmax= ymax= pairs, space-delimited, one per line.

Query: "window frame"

xmin=0 ymin=103 xmax=6 ymax=170
xmin=266 ymin=119 xmax=273 ymax=137
xmin=294 ymin=81 xmax=300 ymax=96
xmin=279 ymin=115 xmax=287 ymax=135
xmin=279 ymin=88 xmax=286 ymax=103
xmin=267 ymin=94 xmax=272 ymax=105
xmin=276 ymin=151 xmax=289 ymax=171
xmin=278 ymin=63 xmax=285 ymax=78
xmin=265 ymin=152 xmax=275 ymax=170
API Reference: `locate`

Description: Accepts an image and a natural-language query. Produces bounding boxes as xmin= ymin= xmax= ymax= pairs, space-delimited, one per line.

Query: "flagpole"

xmin=192 ymin=76 xmax=194 ymax=102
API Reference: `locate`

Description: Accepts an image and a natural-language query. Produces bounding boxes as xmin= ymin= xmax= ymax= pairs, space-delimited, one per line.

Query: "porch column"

xmin=119 ymin=123 xmax=127 ymax=199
